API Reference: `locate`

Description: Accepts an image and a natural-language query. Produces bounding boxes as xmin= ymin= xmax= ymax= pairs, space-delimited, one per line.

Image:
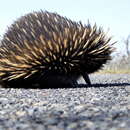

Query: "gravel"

xmin=0 ymin=74 xmax=130 ymax=130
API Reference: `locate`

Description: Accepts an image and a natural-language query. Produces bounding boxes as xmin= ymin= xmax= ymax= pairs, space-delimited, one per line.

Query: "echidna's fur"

xmin=0 ymin=11 xmax=114 ymax=88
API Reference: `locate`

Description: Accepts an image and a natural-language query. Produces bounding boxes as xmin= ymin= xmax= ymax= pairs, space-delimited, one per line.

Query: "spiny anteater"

xmin=0 ymin=11 xmax=114 ymax=88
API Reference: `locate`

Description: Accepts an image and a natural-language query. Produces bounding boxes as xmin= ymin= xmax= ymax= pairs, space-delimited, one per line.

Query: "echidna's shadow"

xmin=3 ymin=82 xmax=130 ymax=89
xmin=78 ymin=83 xmax=130 ymax=88
xmin=45 ymin=82 xmax=130 ymax=89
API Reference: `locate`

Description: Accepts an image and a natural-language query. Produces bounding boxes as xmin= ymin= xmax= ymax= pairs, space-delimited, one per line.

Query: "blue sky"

xmin=0 ymin=0 xmax=130 ymax=52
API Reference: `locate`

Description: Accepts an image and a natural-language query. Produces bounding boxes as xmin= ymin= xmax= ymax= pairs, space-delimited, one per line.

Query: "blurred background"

xmin=0 ymin=0 xmax=130 ymax=73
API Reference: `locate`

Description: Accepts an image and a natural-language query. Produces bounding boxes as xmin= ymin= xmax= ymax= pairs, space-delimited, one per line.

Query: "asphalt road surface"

xmin=0 ymin=74 xmax=130 ymax=130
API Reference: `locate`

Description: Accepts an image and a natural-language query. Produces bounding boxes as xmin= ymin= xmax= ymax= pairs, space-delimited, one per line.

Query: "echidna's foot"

xmin=81 ymin=72 xmax=91 ymax=86
xmin=69 ymin=77 xmax=79 ymax=88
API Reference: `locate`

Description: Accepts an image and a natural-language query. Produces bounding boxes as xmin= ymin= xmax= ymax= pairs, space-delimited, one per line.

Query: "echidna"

xmin=0 ymin=11 xmax=114 ymax=88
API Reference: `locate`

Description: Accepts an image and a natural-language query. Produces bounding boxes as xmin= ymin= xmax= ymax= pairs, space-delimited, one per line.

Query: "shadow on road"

xmin=78 ymin=83 xmax=130 ymax=88
xmin=1 ymin=82 xmax=130 ymax=89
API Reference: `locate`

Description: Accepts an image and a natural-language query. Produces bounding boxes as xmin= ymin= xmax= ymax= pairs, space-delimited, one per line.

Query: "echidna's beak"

xmin=81 ymin=71 xmax=91 ymax=85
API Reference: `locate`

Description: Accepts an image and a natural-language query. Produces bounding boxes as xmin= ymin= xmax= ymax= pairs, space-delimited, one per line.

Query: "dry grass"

xmin=98 ymin=69 xmax=130 ymax=74
xmin=97 ymin=55 xmax=130 ymax=74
